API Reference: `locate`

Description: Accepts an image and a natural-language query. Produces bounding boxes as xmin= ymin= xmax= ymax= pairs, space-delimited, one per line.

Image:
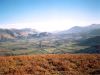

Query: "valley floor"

xmin=0 ymin=54 xmax=100 ymax=75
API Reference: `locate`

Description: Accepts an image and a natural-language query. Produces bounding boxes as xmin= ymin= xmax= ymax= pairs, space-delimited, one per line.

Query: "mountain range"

xmin=59 ymin=24 xmax=100 ymax=34
xmin=0 ymin=24 xmax=100 ymax=41
xmin=0 ymin=28 xmax=52 ymax=41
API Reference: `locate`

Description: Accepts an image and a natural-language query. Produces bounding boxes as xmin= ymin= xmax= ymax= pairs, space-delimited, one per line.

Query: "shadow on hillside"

xmin=74 ymin=47 xmax=100 ymax=54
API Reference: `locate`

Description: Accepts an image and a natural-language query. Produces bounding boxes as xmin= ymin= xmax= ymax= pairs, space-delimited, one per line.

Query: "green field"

xmin=0 ymin=38 xmax=88 ymax=56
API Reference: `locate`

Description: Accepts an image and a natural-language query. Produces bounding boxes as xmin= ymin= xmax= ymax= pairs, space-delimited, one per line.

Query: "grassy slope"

xmin=0 ymin=54 xmax=100 ymax=75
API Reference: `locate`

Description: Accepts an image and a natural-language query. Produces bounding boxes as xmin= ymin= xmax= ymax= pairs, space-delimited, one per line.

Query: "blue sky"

xmin=0 ymin=0 xmax=100 ymax=32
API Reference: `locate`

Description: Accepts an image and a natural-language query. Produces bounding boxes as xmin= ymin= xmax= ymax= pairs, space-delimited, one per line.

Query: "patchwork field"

xmin=0 ymin=39 xmax=88 ymax=56
xmin=0 ymin=54 xmax=100 ymax=75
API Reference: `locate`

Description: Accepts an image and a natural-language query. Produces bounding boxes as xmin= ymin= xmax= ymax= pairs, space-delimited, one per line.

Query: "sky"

xmin=0 ymin=0 xmax=100 ymax=32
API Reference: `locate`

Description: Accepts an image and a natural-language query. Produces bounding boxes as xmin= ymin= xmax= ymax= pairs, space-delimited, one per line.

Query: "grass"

xmin=0 ymin=54 xmax=100 ymax=75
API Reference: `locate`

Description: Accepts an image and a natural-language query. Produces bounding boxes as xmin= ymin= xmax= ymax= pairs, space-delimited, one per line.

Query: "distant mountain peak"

xmin=59 ymin=24 xmax=100 ymax=34
xmin=89 ymin=24 xmax=100 ymax=28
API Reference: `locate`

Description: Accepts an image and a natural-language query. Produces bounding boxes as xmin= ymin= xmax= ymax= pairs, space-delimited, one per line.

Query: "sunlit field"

xmin=0 ymin=54 xmax=100 ymax=75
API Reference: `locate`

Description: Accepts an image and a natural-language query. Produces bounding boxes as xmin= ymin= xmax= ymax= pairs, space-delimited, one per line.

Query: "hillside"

xmin=74 ymin=36 xmax=100 ymax=53
xmin=0 ymin=54 xmax=100 ymax=75
xmin=60 ymin=24 xmax=100 ymax=34
xmin=0 ymin=28 xmax=51 ymax=41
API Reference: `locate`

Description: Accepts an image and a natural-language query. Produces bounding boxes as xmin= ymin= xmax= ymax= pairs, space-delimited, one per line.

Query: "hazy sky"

xmin=0 ymin=0 xmax=100 ymax=32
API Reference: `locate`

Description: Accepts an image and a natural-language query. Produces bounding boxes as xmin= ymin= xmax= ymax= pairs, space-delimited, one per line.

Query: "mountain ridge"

xmin=60 ymin=24 xmax=100 ymax=34
xmin=0 ymin=24 xmax=100 ymax=41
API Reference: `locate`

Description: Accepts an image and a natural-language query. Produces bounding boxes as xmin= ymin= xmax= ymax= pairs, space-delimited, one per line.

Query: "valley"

xmin=0 ymin=24 xmax=100 ymax=55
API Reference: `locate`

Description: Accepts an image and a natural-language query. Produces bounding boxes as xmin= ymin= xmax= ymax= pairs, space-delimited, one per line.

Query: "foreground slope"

xmin=0 ymin=54 xmax=100 ymax=75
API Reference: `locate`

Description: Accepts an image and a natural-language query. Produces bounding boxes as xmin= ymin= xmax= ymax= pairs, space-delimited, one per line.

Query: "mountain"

xmin=89 ymin=29 xmax=100 ymax=36
xmin=11 ymin=28 xmax=38 ymax=36
xmin=0 ymin=28 xmax=52 ymax=41
xmin=74 ymin=36 xmax=100 ymax=54
xmin=64 ymin=26 xmax=83 ymax=33
xmin=87 ymin=24 xmax=100 ymax=30
xmin=0 ymin=28 xmax=38 ymax=41
xmin=60 ymin=24 xmax=100 ymax=34
xmin=0 ymin=29 xmax=15 ymax=41
xmin=79 ymin=36 xmax=100 ymax=46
